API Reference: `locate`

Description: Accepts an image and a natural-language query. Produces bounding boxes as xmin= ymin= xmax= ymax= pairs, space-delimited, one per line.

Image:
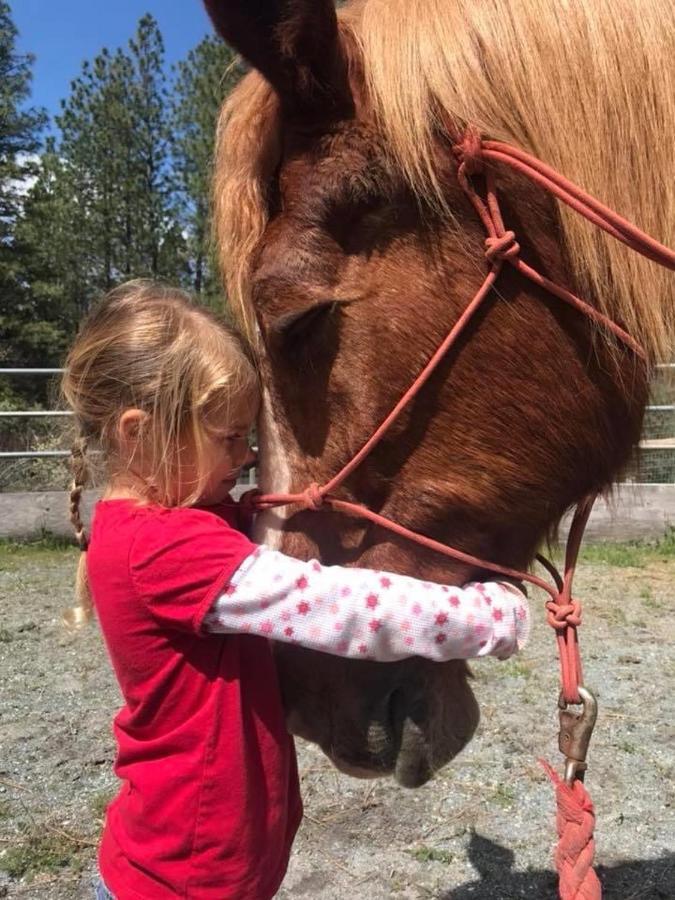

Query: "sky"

xmin=13 ymin=1 xmax=215 ymax=125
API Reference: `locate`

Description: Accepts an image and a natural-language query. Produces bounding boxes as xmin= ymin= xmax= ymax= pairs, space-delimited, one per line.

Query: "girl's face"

xmin=179 ymin=397 xmax=258 ymax=507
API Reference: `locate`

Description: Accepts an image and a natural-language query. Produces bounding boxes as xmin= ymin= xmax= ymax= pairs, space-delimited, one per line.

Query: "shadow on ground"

xmin=441 ymin=833 xmax=674 ymax=899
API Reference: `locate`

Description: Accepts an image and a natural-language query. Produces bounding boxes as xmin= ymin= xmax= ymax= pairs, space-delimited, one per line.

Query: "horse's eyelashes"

xmin=268 ymin=300 xmax=340 ymax=347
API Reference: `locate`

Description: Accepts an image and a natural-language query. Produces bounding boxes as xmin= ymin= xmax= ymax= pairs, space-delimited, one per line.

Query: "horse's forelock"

xmin=212 ymin=72 xmax=281 ymax=346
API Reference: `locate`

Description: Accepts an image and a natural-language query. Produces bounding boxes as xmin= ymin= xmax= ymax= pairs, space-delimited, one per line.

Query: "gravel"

xmin=0 ymin=543 xmax=673 ymax=899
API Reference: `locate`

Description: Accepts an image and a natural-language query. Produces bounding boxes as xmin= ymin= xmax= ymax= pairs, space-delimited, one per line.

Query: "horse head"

xmin=205 ymin=0 xmax=674 ymax=786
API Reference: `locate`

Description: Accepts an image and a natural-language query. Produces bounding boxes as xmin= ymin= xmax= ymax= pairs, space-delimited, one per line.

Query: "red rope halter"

xmin=245 ymin=128 xmax=674 ymax=898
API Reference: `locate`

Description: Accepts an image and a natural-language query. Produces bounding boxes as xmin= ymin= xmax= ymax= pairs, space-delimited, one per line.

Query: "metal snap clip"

xmin=558 ymin=685 xmax=598 ymax=785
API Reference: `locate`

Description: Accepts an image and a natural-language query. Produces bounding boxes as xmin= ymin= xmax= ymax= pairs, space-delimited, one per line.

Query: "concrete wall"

xmin=0 ymin=484 xmax=673 ymax=543
xmin=0 ymin=490 xmax=99 ymax=540
xmin=560 ymin=484 xmax=675 ymax=541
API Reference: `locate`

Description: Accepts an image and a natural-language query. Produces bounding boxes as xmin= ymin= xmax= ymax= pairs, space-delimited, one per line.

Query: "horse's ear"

xmin=203 ymin=0 xmax=353 ymax=119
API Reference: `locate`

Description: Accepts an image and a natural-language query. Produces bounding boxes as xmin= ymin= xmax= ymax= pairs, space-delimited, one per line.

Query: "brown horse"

xmin=205 ymin=0 xmax=675 ymax=787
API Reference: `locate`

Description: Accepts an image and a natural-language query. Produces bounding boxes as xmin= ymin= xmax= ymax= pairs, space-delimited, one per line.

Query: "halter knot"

xmin=239 ymin=488 xmax=262 ymax=511
xmin=545 ymin=597 xmax=582 ymax=631
xmin=485 ymin=231 xmax=521 ymax=262
xmin=302 ymin=483 xmax=324 ymax=511
xmin=453 ymin=127 xmax=484 ymax=175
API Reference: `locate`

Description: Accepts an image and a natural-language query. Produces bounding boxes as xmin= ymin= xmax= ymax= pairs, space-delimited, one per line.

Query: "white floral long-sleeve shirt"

xmin=203 ymin=547 xmax=530 ymax=662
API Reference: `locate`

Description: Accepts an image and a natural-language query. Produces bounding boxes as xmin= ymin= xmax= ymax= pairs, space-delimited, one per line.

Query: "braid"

xmin=63 ymin=435 xmax=93 ymax=628
xmin=69 ymin=436 xmax=89 ymax=550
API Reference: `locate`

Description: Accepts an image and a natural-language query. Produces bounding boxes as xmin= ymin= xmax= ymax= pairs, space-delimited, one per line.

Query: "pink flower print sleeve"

xmin=202 ymin=548 xmax=531 ymax=662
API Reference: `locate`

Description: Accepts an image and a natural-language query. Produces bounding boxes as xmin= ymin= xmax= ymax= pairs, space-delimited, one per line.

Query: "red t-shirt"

xmin=87 ymin=499 xmax=302 ymax=899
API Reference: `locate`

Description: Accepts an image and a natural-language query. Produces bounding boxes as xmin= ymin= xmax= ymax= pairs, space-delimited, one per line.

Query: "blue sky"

xmin=14 ymin=1 xmax=215 ymax=124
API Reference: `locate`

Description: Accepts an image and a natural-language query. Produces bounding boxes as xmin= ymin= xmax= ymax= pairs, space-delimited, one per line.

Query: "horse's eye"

xmin=268 ymin=300 xmax=342 ymax=346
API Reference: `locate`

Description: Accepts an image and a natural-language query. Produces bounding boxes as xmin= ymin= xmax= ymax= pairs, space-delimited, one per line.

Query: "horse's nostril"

xmin=384 ymin=688 xmax=405 ymax=735
xmin=361 ymin=688 xmax=404 ymax=765
xmin=395 ymin=714 xmax=433 ymax=787
xmin=368 ymin=687 xmax=401 ymax=731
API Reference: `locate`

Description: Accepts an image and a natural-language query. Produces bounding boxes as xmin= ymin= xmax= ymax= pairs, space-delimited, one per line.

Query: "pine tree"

xmin=57 ymin=49 xmax=128 ymax=300
xmin=0 ymin=0 xmax=48 ymax=416
xmin=14 ymin=139 xmax=80 ymax=333
xmin=172 ymin=36 xmax=243 ymax=302
xmin=53 ymin=16 xmax=188 ymax=310
xmin=127 ymin=15 xmax=183 ymax=280
xmin=0 ymin=0 xmax=46 ymax=355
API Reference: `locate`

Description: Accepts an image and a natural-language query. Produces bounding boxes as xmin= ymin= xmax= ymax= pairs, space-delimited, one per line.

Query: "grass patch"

xmin=0 ymin=828 xmax=87 ymax=880
xmin=494 ymin=657 xmax=533 ymax=680
xmin=407 ymin=846 xmax=454 ymax=864
xmin=638 ymin=586 xmax=664 ymax=611
xmin=0 ymin=532 xmax=76 ymax=554
xmin=596 ymin=606 xmax=628 ymax=626
xmin=491 ymin=783 xmax=516 ymax=808
xmin=0 ymin=532 xmax=78 ymax=570
xmin=578 ymin=527 xmax=675 ymax=568
xmin=90 ymin=790 xmax=116 ymax=822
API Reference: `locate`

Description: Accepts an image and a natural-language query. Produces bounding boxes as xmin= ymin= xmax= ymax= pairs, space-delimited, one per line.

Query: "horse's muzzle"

xmin=277 ymin=647 xmax=480 ymax=788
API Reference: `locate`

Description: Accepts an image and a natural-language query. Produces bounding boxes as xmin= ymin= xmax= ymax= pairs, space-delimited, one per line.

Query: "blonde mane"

xmin=213 ymin=73 xmax=280 ymax=344
xmin=213 ymin=0 xmax=675 ymax=360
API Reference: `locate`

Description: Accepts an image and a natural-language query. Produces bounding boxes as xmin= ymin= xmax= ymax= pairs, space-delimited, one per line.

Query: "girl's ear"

xmin=203 ymin=0 xmax=353 ymax=121
xmin=117 ymin=409 xmax=149 ymax=452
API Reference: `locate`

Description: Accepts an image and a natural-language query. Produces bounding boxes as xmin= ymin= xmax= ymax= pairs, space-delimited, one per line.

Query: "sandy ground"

xmin=0 ymin=541 xmax=673 ymax=899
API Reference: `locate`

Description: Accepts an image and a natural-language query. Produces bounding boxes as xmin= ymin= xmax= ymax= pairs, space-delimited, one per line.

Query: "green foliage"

xmin=0 ymin=10 xmax=244 ymax=485
xmin=0 ymin=0 xmax=47 ymax=379
xmin=0 ymin=1 xmax=46 ymax=228
xmin=54 ymin=15 xmax=189 ymax=304
xmin=2 ymin=14 xmax=246 ymax=369
xmin=172 ymin=36 xmax=243 ymax=303
xmin=0 ymin=10 xmax=247 ymax=427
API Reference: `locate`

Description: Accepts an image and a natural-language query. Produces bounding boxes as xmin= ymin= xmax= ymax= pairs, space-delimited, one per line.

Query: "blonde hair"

xmin=213 ymin=0 xmax=675 ymax=361
xmin=61 ymin=279 xmax=259 ymax=625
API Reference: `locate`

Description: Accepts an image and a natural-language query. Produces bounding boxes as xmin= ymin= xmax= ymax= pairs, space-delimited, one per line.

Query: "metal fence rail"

xmin=1 ymin=369 xmax=72 ymax=459
xmin=2 ymin=365 xmax=674 ymax=466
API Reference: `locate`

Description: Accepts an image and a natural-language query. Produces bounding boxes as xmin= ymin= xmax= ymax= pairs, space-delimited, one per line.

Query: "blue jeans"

xmin=95 ymin=878 xmax=115 ymax=899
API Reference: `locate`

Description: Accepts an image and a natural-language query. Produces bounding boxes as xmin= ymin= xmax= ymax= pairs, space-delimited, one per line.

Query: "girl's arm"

xmin=203 ymin=547 xmax=530 ymax=662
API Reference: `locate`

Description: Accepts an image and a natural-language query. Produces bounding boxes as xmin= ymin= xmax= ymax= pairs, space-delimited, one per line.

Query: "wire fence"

xmin=636 ymin=363 xmax=675 ymax=482
xmin=1 ymin=365 xmax=674 ymax=489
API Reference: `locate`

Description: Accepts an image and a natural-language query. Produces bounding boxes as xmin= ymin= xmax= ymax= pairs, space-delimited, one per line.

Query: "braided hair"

xmin=63 ymin=435 xmax=93 ymax=627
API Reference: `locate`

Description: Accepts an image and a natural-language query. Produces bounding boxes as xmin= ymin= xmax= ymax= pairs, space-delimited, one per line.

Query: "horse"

xmin=204 ymin=0 xmax=675 ymax=789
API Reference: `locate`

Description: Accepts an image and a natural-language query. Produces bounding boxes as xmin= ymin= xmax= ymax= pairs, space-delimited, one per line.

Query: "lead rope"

xmin=244 ymin=128 xmax=675 ymax=898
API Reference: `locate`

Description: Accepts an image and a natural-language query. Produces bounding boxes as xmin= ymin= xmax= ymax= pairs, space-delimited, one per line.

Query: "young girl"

xmin=63 ymin=280 xmax=530 ymax=900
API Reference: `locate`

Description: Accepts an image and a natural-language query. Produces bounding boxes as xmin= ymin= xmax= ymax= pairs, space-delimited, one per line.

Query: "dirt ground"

xmin=0 ymin=538 xmax=673 ymax=899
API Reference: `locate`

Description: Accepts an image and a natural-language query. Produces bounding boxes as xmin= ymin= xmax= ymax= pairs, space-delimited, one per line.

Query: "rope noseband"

xmin=245 ymin=129 xmax=674 ymax=898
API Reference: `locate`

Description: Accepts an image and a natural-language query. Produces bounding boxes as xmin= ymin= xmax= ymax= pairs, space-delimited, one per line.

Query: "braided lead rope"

xmin=541 ymin=761 xmax=602 ymax=900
